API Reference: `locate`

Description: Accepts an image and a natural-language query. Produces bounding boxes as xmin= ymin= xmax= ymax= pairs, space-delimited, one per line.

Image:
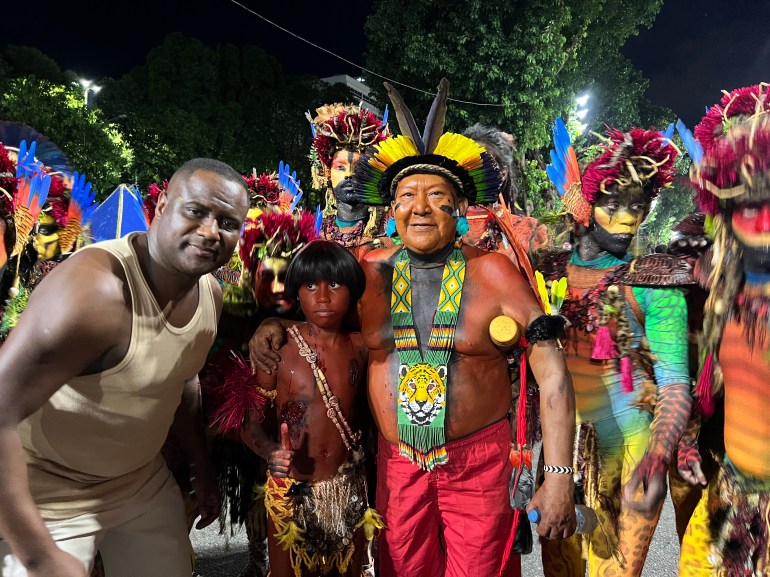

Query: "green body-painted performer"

xmin=538 ymin=121 xmax=693 ymax=577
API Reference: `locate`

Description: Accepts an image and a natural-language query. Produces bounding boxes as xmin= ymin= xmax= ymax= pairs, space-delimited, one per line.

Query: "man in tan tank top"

xmin=0 ymin=158 xmax=250 ymax=577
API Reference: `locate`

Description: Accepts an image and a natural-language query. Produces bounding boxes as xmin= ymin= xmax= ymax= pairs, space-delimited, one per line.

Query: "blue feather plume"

xmin=314 ymin=205 xmax=323 ymax=234
xmin=662 ymin=122 xmax=675 ymax=145
xmin=546 ymin=118 xmax=574 ymax=197
xmin=675 ymin=119 xmax=703 ymax=165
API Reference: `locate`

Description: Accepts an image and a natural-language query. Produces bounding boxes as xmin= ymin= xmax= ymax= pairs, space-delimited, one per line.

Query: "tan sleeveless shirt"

xmin=18 ymin=232 xmax=218 ymax=519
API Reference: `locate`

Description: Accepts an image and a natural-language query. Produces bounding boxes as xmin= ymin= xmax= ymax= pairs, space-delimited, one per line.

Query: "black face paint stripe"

xmin=347 ymin=150 xmax=355 ymax=166
xmin=394 ymin=203 xmax=401 ymax=210
xmin=439 ymin=205 xmax=454 ymax=216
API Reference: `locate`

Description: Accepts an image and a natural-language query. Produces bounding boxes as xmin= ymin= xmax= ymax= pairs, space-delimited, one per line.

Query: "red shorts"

xmin=376 ymin=419 xmax=521 ymax=577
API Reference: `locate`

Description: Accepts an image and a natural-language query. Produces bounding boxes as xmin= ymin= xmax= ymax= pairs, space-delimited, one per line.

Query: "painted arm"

xmin=496 ymin=251 xmax=576 ymax=539
xmin=625 ymin=287 xmax=693 ymax=512
xmin=239 ymin=368 xmax=293 ymax=477
xmin=675 ymin=408 xmax=708 ymax=486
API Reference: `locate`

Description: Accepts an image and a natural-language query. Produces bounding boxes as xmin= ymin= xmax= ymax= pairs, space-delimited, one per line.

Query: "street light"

xmin=574 ymin=92 xmax=591 ymax=135
xmin=79 ymin=78 xmax=102 ymax=109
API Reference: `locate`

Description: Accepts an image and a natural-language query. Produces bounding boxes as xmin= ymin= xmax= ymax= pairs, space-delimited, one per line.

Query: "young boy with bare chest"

xmin=240 ymin=240 xmax=380 ymax=577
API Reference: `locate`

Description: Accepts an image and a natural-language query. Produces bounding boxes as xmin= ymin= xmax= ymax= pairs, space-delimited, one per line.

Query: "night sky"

xmin=3 ymin=0 xmax=769 ymax=128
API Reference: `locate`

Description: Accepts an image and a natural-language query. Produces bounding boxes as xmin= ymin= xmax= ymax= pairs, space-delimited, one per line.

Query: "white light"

xmin=78 ymin=78 xmax=102 ymax=108
xmin=576 ymin=122 xmax=588 ymax=134
xmin=575 ymin=93 xmax=590 ymax=108
xmin=575 ymin=108 xmax=589 ymax=120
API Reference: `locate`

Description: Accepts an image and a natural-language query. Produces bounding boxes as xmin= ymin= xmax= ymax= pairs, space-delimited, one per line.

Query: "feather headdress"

xmin=58 ymin=171 xmax=97 ymax=253
xmin=689 ymin=83 xmax=770 ymax=418
xmin=691 ymin=83 xmax=770 ymax=214
xmin=546 ymin=120 xmax=678 ymax=226
xmin=306 ymin=103 xmax=389 ymax=169
xmin=237 ymin=161 xmax=320 ymax=277
xmin=354 ymin=79 xmax=501 ymax=206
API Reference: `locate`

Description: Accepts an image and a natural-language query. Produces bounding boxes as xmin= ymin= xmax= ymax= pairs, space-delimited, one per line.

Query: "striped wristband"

xmin=543 ymin=464 xmax=574 ymax=475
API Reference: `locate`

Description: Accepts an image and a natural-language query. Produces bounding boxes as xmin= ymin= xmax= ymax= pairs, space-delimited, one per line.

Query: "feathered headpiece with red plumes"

xmin=243 ymin=170 xmax=280 ymax=207
xmin=692 ymin=83 xmax=770 ymax=214
xmin=238 ymin=161 xmax=321 ymax=276
xmin=688 ymin=83 xmax=770 ymax=419
xmin=546 ymin=120 xmax=677 ymax=226
xmin=581 ymin=128 xmax=678 ymax=203
xmin=307 ymin=103 xmax=389 ymax=169
xmin=238 ymin=211 xmax=319 ymax=273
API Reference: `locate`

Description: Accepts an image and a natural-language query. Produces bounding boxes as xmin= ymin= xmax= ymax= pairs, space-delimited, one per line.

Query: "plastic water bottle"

xmin=527 ymin=505 xmax=598 ymax=534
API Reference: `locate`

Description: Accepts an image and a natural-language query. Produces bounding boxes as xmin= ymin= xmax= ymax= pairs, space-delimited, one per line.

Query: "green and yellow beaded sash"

xmin=391 ymin=242 xmax=466 ymax=470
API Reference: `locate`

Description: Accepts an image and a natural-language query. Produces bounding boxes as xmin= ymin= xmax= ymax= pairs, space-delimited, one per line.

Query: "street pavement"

xmin=191 ymin=496 xmax=680 ymax=576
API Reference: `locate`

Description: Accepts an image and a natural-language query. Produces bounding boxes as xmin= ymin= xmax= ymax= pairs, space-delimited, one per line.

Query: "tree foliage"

xmin=366 ymin=0 xmax=663 ymax=148
xmin=0 ymin=76 xmax=131 ymax=199
xmin=97 ymin=33 xmax=351 ymax=191
xmin=364 ymin=0 xmax=671 ymax=215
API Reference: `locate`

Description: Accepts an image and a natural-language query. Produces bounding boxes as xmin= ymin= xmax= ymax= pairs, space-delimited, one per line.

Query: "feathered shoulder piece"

xmin=58 ymin=172 xmax=97 ymax=254
xmin=306 ymin=103 xmax=389 ymax=169
xmin=545 ymin=118 xmax=590 ymax=226
xmin=580 ymin=127 xmax=677 ymax=204
xmin=12 ymin=140 xmax=52 ymax=258
xmin=354 ymin=78 xmax=501 ymax=206
xmin=624 ymin=253 xmax=697 ymax=287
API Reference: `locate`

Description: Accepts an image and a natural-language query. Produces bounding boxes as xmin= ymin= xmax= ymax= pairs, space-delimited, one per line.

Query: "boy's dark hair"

xmin=284 ymin=240 xmax=366 ymax=304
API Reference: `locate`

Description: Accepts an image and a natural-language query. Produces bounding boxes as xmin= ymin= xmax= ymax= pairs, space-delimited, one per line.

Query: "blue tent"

xmin=89 ymin=184 xmax=148 ymax=242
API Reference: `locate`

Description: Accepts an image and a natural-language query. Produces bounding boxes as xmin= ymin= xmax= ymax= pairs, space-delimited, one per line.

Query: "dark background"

xmin=4 ymin=0 xmax=770 ymax=127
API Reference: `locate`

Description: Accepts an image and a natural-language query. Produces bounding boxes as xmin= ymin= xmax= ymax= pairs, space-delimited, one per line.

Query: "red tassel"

xmin=591 ymin=325 xmax=617 ymax=360
xmin=207 ymin=352 xmax=270 ymax=436
xmin=620 ymin=356 xmax=634 ymax=393
xmin=696 ymin=352 xmax=715 ymax=417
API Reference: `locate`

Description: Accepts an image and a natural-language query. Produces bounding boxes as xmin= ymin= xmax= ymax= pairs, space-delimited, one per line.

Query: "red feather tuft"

xmin=696 ymin=352 xmax=715 ymax=418
xmin=207 ymin=352 xmax=271 ymax=437
xmin=695 ymin=84 xmax=770 ymax=154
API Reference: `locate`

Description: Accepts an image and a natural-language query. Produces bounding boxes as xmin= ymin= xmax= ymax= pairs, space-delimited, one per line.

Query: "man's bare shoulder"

xmin=463 ymin=243 xmax=520 ymax=274
xmin=32 ymin=246 xmax=128 ymax=306
xmin=0 ymin=246 xmax=132 ymax=375
xmin=362 ymin=244 xmax=400 ymax=265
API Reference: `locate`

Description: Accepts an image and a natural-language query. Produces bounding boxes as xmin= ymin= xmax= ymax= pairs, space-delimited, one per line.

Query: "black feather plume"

xmin=384 ymin=82 xmax=425 ymax=153
xmin=422 ymin=78 xmax=450 ymax=154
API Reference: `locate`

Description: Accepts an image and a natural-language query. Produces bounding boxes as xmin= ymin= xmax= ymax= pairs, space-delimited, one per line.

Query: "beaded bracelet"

xmin=543 ymin=464 xmax=574 ymax=475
